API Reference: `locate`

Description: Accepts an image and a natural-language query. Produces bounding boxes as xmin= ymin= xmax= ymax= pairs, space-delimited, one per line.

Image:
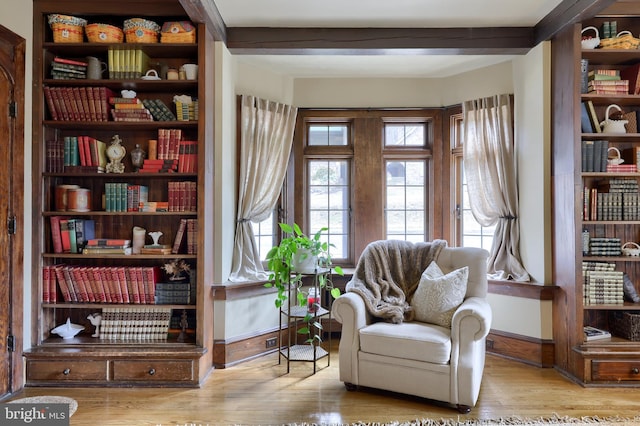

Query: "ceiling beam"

xmin=179 ymin=0 xmax=227 ymax=41
xmin=226 ymin=27 xmax=535 ymax=55
xmin=534 ymin=0 xmax=617 ymax=43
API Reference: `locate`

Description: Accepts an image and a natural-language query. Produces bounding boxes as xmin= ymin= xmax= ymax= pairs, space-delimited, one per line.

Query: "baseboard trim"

xmin=487 ymin=329 xmax=555 ymax=368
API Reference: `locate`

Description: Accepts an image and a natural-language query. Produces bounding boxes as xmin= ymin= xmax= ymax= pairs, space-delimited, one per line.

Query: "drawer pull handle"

xmin=632 ymin=367 xmax=639 ymax=375
xmin=148 ymin=368 xmax=156 ymax=376
xmin=63 ymin=368 xmax=70 ymax=375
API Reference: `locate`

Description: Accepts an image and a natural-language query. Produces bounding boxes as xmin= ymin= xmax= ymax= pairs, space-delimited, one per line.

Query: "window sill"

xmin=488 ymin=280 xmax=557 ymax=300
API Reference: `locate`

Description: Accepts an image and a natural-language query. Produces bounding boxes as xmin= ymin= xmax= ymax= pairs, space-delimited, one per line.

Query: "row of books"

xmin=581 ymin=140 xmax=609 ymax=172
xmin=142 ymin=99 xmax=177 ymax=121
xmin=586 ymin=237 xmax=621 ymax=257
xmin=582 ymin=187 xmax=640 ymax=221
xmin=107 ymin=48 xmax=150 ymax=80
xmin=168 ymin=181 xmax=197 ymax=212
xmin=50 ymin=56 xmax=88 ymax=80
xmin=83 ymin=238 xmax=132 ymax=255
xmin=46 ymin=138 xmax=105 ymax=173
xmin=99 ymin=307 xmax=171 ymax=341
xmin=49 ymin=217 xmax=95 ymax=254
xmin=171 ymin=218 xmax=198 ymax=255
xmin=104 ymin=183 xmax=149 ymax=212
xmin=43 ymin=264 xmax=161 ymax=304
xmin=44 ymin=86 xmax=115 ymax=122
xmin=580 ymin=100 xmax=601 ymax=134
xmin=583 ymin=269 xmax=624 ymax=305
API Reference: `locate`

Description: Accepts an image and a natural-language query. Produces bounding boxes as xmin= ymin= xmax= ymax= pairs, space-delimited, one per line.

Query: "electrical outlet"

xmin=266 ymin=337 xmax=277 ymax=348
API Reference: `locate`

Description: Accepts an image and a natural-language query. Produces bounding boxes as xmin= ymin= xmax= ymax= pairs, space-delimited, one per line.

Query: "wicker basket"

xmin=160 ymin=21 xmax=196 ymax=44
xmin=599 ymin=31 xmax=640 ymax=50
xmin=48 ymin=14 xmax=87 ymax=43
xmin=622 ymin=242 xmax=640 ymax=256
xmin=609 ymin=311 xmax=640 ymax=341
xmin=123 ymin=18 xmax=161 ymax=43
xmin=85 ymin=23 xmax=123 ymax=43
xmin=581 ymin=26 xmax=600 ymax=49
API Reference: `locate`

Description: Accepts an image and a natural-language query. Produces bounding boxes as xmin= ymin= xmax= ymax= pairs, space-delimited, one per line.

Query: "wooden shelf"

xmin=43 ymin=42 xmax=198 ymax=58
xmin=42 ymin=120 xmax=197 ymax=129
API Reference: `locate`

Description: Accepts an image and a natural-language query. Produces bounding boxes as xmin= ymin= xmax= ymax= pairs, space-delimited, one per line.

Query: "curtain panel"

xmin=228 ymin=95 xmax=298 ymax=282
xmin=462 ymin=93 xmax=530 ymax=281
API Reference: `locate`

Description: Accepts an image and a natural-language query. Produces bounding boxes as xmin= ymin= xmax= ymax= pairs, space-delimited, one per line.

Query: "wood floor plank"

xmin=6 ymin=348 xmax=640 ymax=425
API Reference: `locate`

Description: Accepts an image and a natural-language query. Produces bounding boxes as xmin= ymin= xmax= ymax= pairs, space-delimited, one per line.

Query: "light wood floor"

xmin=7 ymin=348 xmax=640 ymax=425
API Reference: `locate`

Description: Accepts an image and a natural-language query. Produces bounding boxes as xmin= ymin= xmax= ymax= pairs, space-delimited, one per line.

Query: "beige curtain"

xmin=228 ymin=95 xmax=297 ymax=282
xmin=462 ymin=93 xmax=529 ymax=281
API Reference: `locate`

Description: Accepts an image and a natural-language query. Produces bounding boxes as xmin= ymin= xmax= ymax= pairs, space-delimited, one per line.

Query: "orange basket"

xmin=123 ymin=18 xmax=161 ymax=43
xmin=160 ymin=21 xmax=196 ymax=44
xmin=48 ymin=14 xmax=87 ymax=43
xmin=85 ymin=23 xmax=123 ymax=43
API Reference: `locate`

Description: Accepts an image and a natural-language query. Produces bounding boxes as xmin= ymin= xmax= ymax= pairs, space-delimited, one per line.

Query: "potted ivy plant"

xmin=264 ymin=222 xmax=343 ymax=345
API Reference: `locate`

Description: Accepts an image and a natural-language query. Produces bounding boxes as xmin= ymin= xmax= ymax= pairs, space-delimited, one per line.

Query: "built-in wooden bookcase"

xmin=552 ymin=11 xmax=640 ymax=385
xmin=27 ymin=0 xmax=213 ymax=387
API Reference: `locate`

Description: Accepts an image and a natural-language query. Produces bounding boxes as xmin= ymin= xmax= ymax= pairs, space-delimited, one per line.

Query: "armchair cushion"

xmin=410 ymin=261 xmax=468 ymax=328
xmin=359 ymin=322 xmax=452 ymax=364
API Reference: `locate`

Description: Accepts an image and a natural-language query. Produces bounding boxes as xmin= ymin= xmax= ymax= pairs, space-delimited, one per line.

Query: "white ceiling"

xmin=214 ymin=0 xmax=565 ymax=78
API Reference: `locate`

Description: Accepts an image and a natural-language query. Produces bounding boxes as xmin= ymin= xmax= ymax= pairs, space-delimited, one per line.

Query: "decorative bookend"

xmin=623 ymin=272 xmax=640 ymax=303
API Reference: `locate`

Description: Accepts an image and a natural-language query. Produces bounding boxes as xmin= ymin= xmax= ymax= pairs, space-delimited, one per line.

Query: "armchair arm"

xmin=449 ymin=296 xmax=492 ymax=407
xmin=331 ymin=292 xmax=371 ymax=385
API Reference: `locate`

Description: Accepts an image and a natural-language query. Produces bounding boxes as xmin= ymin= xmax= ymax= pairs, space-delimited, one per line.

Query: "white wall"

xmin=0 ymin=0 xmax=33 ymax=349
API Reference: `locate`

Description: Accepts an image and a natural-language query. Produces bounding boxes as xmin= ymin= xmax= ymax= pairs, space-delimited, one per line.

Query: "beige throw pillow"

xmin=410 ymin=261 xmax=468 ymax=328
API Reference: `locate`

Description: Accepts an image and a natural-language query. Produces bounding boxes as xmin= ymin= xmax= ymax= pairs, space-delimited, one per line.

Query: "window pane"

xmin=251 ymin=211 xmax=274 ymax=261
xmin=384 ymin=123 xmax=425 ymax=147
xmin=460 ymin=165 xmax=495 ymax=250
xmin=308 ymin=160 xmax=349 ymax=259
xmin=308 ymin=124 xmax=348 ymax=146
xmin=385 ymin=160 xmax=426 ymax=241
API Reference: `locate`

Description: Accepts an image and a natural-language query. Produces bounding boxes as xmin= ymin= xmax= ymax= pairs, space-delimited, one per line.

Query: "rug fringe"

xmin=280 ymin=414 xmax=640 ymax=426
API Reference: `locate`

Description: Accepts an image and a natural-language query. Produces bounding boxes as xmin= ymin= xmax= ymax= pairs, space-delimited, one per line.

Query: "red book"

xmin=72 ymin=87 xmax=85 ymax=120
xmin=103 ymin=268 xmax=116 ymax=303
xmin=54 ymin=56 xmax=88 ymax=67
xmin=42 ymin=265 xmax=50 ymax=303
xmin=61 ymin=266 xmax=78 ymax=302
xmin=53 ymin=265 xmax=71 ymax=302
xmin=80 ymin=267 xmax=96 ymax=302
xmin=51 ymin=88 xmax=69 ymax=121
xmin=144 ymin=266 xmax=160 ymax=305
xmin=71 ymin=267 xmax=88 ymax=302
xmin=43 ymin=86 xmax=59 ymax=121
xmin=59 ymin=218 xmax=72 ymax=253
xmin=135 ymin=267 xmax=146 ymax=304
xmin=65 ymin=87 xmax=80 ymax=120
xmin=79 ymin=87 xmax=91 ymax=122
xmin=126 ymin=268 xmax=139 ymax=304
xmin=158 ymin=128 xmax=169 ymax=160
xmin=117 ymin=267 xmax=130 ymax=303
xmin=110 ymin=267 xmax=124 ymax=303
xmin=49 ymin=215 xmax=69 ymax=254
xmin=172 ymin=218 xmax=187 ymax=254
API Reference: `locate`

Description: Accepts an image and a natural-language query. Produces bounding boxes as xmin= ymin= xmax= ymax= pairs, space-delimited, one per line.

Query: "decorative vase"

xmin=130 ymin=144 xmax=146 ymax=171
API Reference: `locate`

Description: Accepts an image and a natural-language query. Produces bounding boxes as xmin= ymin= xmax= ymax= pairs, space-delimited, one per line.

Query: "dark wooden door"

xmin=0 ymin=24 xmax=25 ymax=398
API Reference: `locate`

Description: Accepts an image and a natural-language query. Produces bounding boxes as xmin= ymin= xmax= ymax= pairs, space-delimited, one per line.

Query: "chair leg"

xmin=456 ymin=404 xmax=471 ymax=414
xmin=344 ymin=382 xmax=358 ymax=391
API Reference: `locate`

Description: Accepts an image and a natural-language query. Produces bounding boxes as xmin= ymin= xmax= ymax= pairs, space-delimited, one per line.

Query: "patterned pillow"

xmin=410 ymin=261 xmax=468 ymax=328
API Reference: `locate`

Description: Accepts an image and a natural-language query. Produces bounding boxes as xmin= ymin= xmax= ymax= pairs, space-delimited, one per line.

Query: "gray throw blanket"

xmin=346 ymin=239 xmax=447 ymax=323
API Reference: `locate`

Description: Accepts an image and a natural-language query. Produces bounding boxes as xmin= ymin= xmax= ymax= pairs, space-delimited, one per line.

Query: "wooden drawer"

xmin=27 ymin=360 xmax=107 ymax=381
xmin=111 ymin=360 xmax=195 ymax=382
xmin=592 ymin=360 xmax=640 ymax=381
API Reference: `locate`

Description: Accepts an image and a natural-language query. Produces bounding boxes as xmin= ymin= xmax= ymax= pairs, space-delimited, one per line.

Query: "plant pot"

xmin=292 ymin=248 xmax=318 ymax=274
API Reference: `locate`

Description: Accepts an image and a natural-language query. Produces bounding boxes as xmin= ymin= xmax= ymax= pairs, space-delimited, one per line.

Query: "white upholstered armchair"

xmin=332 ymin=240 xmax=491 ymax=413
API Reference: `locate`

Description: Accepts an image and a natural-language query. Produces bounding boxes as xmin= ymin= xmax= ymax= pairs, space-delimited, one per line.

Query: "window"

xmin=450 ymin=112 xmax=495 ymax=251
xmin=292 ymin=110 xmax=440 ymax=265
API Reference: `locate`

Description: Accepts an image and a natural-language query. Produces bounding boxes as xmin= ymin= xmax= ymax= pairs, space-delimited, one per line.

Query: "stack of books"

xmin=82 ymin=238 xmax=132 ymax=255
xmin=139 ymin=159 xmax=178 ymax=173
xmin=584 ymin=325 xmax=612 ymax=341
xmin=109 ymin=96 xmax=153 ymax=122
xmin=584 ymin=267 xmax=624 ymax=305
xmin=168 ymin=181 xmax=197 ymax=212
xmin=104 ymin=183 xmax=150 ymax=212
xmin=50 ymin=56 xmax=87 ymax=80
xmin=43 ymin=86 xmax=115 ymax=121
xmin=588 ymin=69 xmax=629 ymax=95
xmin=99 ymin=307 xmax=171 ymax=341
xmin=588 ymin=237 xmax=621 ymax=256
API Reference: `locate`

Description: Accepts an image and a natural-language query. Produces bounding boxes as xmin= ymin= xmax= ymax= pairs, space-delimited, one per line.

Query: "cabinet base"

xmin=24 ymin=345 xmax=207 ymax=387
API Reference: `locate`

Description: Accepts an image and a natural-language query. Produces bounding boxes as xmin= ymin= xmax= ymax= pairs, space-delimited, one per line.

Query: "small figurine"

xmin=148 ymin=231 xmax=163 ymax=246
xmin=87 ymin=313 xmax=102 ymax=338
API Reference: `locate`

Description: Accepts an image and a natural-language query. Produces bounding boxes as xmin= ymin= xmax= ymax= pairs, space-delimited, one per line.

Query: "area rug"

xmin=7 ymin=395 xmax=78 ymax=417
xmin=283 ymin=415 xmax=640 ymax=426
